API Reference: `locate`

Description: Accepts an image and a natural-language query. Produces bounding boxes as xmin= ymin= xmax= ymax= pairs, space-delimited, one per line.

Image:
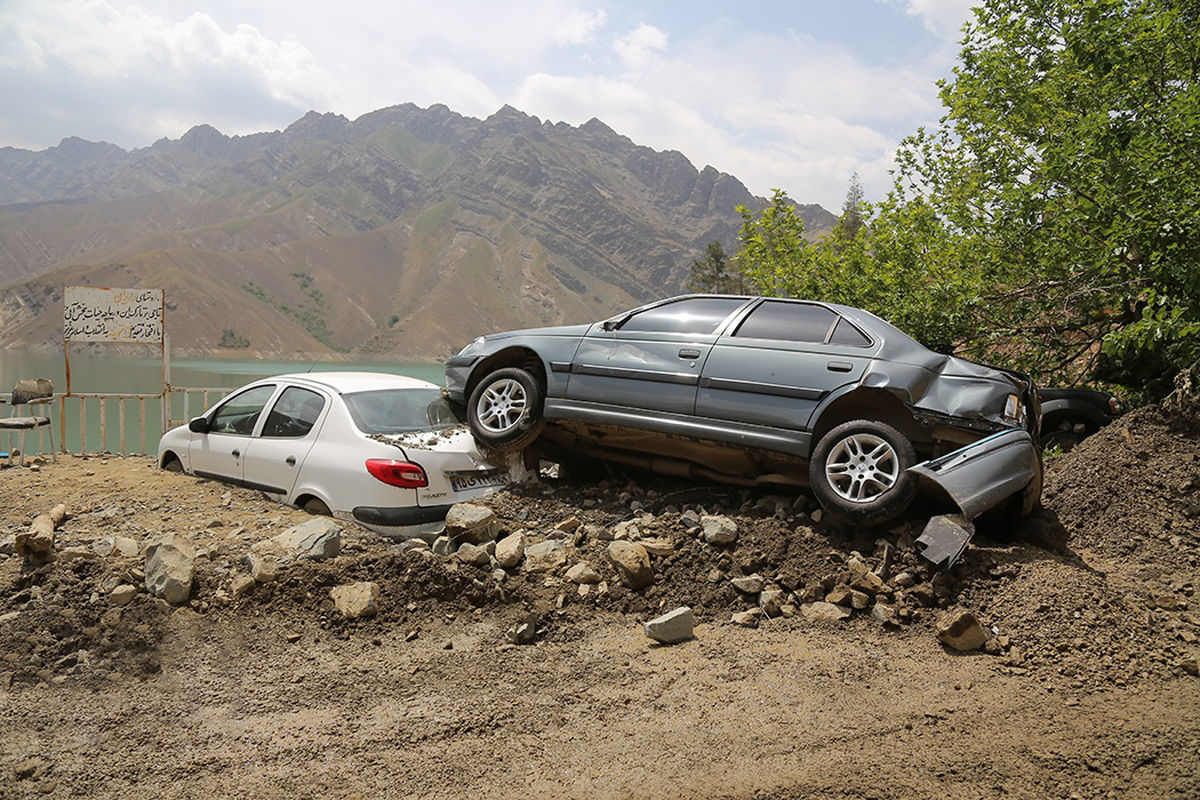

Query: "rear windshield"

xmin=343 ymin=388 xmax=460 ymax=434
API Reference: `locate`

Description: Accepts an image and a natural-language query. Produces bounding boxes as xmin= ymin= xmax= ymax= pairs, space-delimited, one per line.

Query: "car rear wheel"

xmin=302 ymin=497 xmax=331 ymax=516
xmin=809 ymin=420 xmax=917 ymax=525
xmin=467 ymin=367 xmax=546 ymax=452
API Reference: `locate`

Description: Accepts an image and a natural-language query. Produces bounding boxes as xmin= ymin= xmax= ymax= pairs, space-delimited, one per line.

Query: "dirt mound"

xmin=1044 ymin=402 xmax=1199 ymax=580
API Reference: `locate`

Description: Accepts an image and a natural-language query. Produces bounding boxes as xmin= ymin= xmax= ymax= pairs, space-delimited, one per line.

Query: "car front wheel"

xmin=809 ymin=420 xmax=917 ymax=525
xmin=467 ymin=367 xmax=546 ymax=452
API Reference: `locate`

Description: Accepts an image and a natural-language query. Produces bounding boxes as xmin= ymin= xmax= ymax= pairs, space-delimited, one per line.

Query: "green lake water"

xmin=0 ymin=350 xmax=446 ymax=456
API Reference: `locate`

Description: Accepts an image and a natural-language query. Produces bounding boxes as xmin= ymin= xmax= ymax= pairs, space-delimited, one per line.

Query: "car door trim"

xmin=571 ymin=363 xmax=699 ymax=387
xmin=544 ymin=397 xmax=812 ymax=456
xmin=193 ymin=469 xmax=287 ymax=496
xmin=700 ymin=376 xmax=826 ymax=401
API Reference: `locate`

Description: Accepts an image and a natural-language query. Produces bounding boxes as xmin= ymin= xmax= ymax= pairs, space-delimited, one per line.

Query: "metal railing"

xmin=165 ymin=385 xmax=232 ymax=431
xmin=2 ymin=387 xmax=234 ymax=458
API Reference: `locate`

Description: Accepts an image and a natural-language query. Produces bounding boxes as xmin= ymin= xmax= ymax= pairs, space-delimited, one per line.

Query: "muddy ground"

xmin=1 ymin=400 xmax=1197 ymax=799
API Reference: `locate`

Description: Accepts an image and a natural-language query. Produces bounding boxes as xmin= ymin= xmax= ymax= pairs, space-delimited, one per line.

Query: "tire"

xmin=466 ymin=367 xmax=546 ymax=452
xmin=1039 ymin=418 xmax=1091 ymax=452
xmin=302 ymin=497 xmax=331 ymax=516
xmin=809 ymin=420 xmax=918 ymax=526
xmin=161 ymin=455 xmax=184 ymax=473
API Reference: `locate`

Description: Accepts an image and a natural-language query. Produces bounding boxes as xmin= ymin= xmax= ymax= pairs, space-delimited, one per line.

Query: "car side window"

xmin=733 ymin=301 xmax=838 ymax=343
xmin=261 ymin=387 xmax=326 ymax=438
xmin=828 ymin=317 xmax=872 ymax=347
xmin=617 ymin=298 xmax=746 ymax=334
xmin=208 ymin=385 xmax=277 ymax=435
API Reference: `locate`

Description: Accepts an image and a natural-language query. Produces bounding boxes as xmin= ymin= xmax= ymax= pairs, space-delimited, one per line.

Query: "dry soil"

xmin=1 ymin=402 xmax=1197 ymax=799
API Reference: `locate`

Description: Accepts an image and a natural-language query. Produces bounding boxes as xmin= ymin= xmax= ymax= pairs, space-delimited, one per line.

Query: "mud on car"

xmin=445 ymin=295 xmax=1042 ymax=526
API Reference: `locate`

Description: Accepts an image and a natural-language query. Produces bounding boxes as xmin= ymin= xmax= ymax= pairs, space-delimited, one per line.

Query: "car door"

xmin=565 ymin=297 xmax=749 ymax=415
xmin=240 ymin=385 xmax=328 ymax=498
xmin=187 ymin=383 xmax=279 ymax=486
xmin=696 ymin=300 xmax=877 ymax=431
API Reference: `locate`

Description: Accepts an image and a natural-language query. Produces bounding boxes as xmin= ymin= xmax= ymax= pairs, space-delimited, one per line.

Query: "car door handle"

xmin=678 ymin=348 xmax=701 ymax=360
xmin=285 ymin=456 xmax=297 ymax=466
xmin=826 ymin=361 xmax=854 ymax=373
xmin=231 ymin=449 xmax=241 ymax=458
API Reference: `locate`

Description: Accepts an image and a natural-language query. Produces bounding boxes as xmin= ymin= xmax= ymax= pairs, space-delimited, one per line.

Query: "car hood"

xmin=480 ymin=323 xmax=593 ymax=344
xmin=861 ymin=348 xmax=1028 ymax=428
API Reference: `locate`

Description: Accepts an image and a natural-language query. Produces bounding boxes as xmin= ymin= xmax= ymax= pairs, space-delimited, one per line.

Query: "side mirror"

xmin=188 ymin=417 xmax=209 ymax=434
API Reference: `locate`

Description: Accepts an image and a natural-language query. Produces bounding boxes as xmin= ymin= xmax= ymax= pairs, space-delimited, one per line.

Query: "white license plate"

xmin=446 ymin=469 xmax=506 ymax=492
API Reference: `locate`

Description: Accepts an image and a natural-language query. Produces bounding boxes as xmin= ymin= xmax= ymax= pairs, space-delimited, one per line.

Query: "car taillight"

xmin=365 ymin=459 xmax=428 ymax=488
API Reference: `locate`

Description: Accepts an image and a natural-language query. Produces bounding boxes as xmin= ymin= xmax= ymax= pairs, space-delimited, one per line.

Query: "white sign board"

xmin=63 ymin=286 xmax=163 ymax=343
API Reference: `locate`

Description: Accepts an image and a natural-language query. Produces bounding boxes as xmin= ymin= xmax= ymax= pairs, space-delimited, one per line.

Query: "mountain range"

xmin=0 ymin=103 xmax=834 ymax=358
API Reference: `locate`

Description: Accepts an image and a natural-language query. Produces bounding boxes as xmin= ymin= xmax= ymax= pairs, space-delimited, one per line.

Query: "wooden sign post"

xmin=62 ymin=287 xmax=167 ymax=447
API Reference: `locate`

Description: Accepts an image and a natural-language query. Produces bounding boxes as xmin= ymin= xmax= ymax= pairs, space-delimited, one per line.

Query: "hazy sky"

xmin=0 ymin=0 xmax=978 ymax=211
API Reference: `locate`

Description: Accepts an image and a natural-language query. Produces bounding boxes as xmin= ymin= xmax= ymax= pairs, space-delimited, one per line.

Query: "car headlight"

xmin=457 ymin=336 xmax=486 ymax=356
xmin=1002 ymin=393 xmax=1026 ymax=426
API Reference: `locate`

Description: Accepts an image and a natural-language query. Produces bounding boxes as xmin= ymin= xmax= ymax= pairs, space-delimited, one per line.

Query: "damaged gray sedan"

xmin=445 ymin=295 xmax=1042 ymax=526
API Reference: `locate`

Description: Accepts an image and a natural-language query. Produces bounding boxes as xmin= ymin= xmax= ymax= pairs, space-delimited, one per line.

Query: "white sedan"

xmin=157 ymin=372 xmax=507 ymax=536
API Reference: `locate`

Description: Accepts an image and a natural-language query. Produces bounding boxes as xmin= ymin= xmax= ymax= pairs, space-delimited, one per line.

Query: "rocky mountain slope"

xmin=0 ymin=104 xmax=835 ymax=358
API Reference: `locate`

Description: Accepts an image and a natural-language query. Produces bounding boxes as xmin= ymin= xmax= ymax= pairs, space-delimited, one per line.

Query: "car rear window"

xmin=617 ymin=297 xmax=746 ymax=334
xmin=343 ymin=388 xmax=460 ymax=434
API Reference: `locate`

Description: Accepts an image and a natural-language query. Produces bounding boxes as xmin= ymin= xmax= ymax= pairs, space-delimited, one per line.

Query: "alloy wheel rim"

xmin=824 ymin=433 xmax=899 ymax=503
xmin=476 ymin=378 xmax=528 ymax=434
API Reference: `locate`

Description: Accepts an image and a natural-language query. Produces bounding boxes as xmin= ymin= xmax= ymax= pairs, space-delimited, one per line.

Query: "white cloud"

xmin=552 ymin=7 xmax=607 ymax=46
xmin=892 ymin=0 xmax=979 ymax=38
xmin=0 ymin=0 xmax=333 ymax=146
xmin=614 ymin=24 xmax=669 ymax=70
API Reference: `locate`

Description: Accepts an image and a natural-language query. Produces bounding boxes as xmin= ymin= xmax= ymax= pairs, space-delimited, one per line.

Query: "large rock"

xmin=565 ymin=562 xmax=602 ymax=584
xmin=607 ymin=541 xmax=653 ymax=589
xmin=109 ymin=584 xmax=138 ymax=606
xmin=759 ymin=587 xmax=787 ymax=617
xmin=638 ymin=537 xmax=675 ymax=557
xmin=494 ymin=532 xmax=527 ymax=569
xmin=330 ymin=582 xmax=380 ymax=619
xmin=701 ymin=515 xmax=739 ymax=545
xmin=277 ymin=518 xmax=342 ymax=559
xmin=937 ymin=608 xmax=989 ymax=651
xmin=144 ymin=535 xmax=195 ymax=605
xmin=444 ymin=503 xmax=499 ymax=544
xmin=15 ymin=514 xmax=55 ymax=560
xmin=456 ymin=543 xmax=492 ymax=567
xmin=731 ymin=575 xmax=766 ymax=595
xmin=645 ymin=606 xmax=694 ymax=644
xmin=731 ymin=609 xmax=763 ymax=628
xmin=801 ymin=602 xmax=851 ymax=622
xmin=523 ymin=540 xmax=568 ymax=572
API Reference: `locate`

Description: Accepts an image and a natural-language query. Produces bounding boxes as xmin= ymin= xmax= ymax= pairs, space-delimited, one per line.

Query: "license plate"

xmin=446 ymin=469 xmax=506 ymax=492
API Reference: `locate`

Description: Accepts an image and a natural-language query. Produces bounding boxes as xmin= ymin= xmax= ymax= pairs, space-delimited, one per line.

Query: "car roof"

xmin=264 ymin=371 xmax=439 ymax=394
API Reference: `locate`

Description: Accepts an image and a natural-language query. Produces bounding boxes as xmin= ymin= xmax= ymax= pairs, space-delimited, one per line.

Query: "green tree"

xmin=734 ymin=189 xmax=817 ymax=297
xmin=687 ymin=241 xmax=739 ymax=293
xmin=734 ymin=186 xmax=981 ymax=354
xmin=837 ymin=173 xmax=865 ymax=241
xmin=887 ymin=0 xmax=1200 ymax=392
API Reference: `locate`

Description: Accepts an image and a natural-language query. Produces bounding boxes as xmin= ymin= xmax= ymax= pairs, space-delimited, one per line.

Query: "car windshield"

xmin=342 ymin=388 xmax=459 ymax=434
